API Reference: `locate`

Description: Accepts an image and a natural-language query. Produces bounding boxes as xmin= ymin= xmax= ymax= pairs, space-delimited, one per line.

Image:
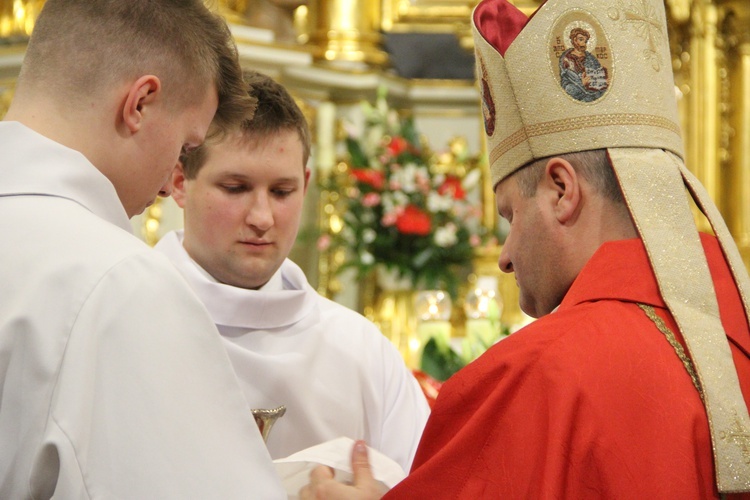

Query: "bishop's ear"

xmin=544 ymin=157 xmax=581 ymax=224
xmin=171 ymin=162 xmax=188 ymax=208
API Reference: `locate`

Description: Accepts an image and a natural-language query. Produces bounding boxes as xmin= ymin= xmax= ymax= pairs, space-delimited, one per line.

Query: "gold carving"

xmin=307 ymin=0 xmax=388 ymax=66
xmin=216 ymin=0 xmax=307 ymax=44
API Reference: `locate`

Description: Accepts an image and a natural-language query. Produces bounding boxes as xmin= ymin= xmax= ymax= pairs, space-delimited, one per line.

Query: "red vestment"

xmin=387 ymin=234 xmax=750 ymax=499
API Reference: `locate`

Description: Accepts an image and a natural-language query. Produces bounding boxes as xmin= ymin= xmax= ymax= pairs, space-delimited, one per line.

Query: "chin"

xmin=519 ymin=297 xmax=543 ymax=319
xmin=242 ymin=272 xmax=275 ymax=290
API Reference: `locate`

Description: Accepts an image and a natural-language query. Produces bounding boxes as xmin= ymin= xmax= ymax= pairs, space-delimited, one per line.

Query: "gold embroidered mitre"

xmin=474 ymin=0 xmax=684 ymax=186
xmin=472 ymin=0 xmax=750 ymax=493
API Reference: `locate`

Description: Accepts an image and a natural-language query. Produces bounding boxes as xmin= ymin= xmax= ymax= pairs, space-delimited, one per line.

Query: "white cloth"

xmin=156 ymin=230 xmax=430 ymax=472
xmin=0 ymin=122 xmax=285 ymax=499
xmin=274 ymin=437 xmax=406 ymax=499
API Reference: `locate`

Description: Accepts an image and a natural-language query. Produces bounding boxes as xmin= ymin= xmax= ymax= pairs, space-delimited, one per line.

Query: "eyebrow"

xmin=215 ymin=173 xmax=302 ymax=186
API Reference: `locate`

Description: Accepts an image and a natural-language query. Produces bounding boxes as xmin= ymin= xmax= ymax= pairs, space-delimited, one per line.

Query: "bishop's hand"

xmin=299 ymin=440 xmax=387 ymax=500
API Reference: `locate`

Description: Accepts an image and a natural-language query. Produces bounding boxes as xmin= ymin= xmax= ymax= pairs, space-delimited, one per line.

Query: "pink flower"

xmin=363 ymin=192 xmax=381 ymax=207
xmin=416 ymin=175 xmax=431 ymax=194
xmin=381 ymin=211 xmax=398 ymax=227
xmin=317 ymin=234 xmax=331 ymax=251
xmin=469 ymin=234 xmax=482 ymax=247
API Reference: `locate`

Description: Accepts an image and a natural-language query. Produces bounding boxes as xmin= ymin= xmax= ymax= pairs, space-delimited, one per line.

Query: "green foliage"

xmin=420 ymin=321 xmax=511 ymax=382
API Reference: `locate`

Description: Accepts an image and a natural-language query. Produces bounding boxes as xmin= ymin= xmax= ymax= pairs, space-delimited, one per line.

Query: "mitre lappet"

xmin=472 ymin=0 xmax=750 ymax=492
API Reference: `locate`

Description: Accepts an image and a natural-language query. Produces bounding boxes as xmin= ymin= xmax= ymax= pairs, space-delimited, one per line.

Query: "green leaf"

xmin=420 ymin=337 xmax=465 ymax=382
xmin=346 ymin=137 xmax=369 ymax=168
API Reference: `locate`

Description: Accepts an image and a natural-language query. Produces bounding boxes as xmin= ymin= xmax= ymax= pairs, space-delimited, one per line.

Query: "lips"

xmin=239 ymin=240 xmax=272 ymax=247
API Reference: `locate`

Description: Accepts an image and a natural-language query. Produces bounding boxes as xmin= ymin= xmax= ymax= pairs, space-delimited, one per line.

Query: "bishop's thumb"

xmin=350 ymin=439 xmax=375 ymax=486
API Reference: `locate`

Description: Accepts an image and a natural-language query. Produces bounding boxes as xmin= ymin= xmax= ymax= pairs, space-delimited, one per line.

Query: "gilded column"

xmin=688 ymin=0 xmax=723 ymax=212
xmin=306 ymin=0 xmax=388 ymax=66
xmin=722 ymin=0 xmax=750 ymax=267
xmin=315 ymin=101 xmax=344 ymax=298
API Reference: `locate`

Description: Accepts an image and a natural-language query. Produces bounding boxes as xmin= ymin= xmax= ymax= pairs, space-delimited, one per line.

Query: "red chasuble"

xmin=386 ymin=234 xmax=750 ymax=499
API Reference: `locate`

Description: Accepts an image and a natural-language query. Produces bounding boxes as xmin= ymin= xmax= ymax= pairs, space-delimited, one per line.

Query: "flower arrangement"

xmin=320 ymin=89 xmax=496 ymax=297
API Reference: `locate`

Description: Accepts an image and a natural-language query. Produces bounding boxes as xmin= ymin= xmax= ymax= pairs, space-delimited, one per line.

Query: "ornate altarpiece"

xmin=0 ymin=0 xmax=748 ymax=333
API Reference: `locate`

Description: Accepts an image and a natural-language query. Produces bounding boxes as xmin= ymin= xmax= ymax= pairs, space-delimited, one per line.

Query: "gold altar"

xmin=0 ymin=0 xmax=748 ymax=361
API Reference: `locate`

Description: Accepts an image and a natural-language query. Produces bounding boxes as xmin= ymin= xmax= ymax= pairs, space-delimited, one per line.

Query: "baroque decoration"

xmin=319 ymin=89 xmax=497 ymax=299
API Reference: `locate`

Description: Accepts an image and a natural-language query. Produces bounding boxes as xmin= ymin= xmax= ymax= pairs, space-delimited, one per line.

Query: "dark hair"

xmin=569 ymin=27 xmax=591 ymax=44
xmin=514 ymin=149 xmax=625 ymax=205
xmin=182 ymin=70 xmax=311 ymax=179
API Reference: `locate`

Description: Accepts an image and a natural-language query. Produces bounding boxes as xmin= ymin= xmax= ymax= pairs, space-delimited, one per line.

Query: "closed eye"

xmin=221 ymin=184 xmax=248 ymax=194
xmin=271 ymin=188 xmax=295 ymax=198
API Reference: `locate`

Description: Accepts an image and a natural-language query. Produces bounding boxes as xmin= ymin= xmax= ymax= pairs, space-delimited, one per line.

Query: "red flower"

xmin=396 ymin=205 xmax=431 ymax=235
xmin=438 ymin=175 xmax=465 ymax=200
xmin=387 ymin=136 xmax=409 ymax=156
xmin=351 ymin=169 xmax=385 ymax=190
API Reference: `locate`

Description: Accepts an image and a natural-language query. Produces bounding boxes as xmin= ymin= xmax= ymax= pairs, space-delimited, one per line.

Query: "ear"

xmin=171 ymin=162 xmax=188 ymax=208
xmin=122 ymin=75 xmax=162 ymax=134
xmin=303 ymin=168 xmax=311 ymax=194
xmin=543 ymin=157 xmax=581 ymax=224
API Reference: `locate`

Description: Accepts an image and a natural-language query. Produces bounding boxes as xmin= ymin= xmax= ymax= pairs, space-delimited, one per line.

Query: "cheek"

xmin=191 ymin=193 xmax=243 ymax=226
xmin=277 ymin=200 xmax=305 ymax=235
xmin=504 ymin=223 xmax=520 ymax=256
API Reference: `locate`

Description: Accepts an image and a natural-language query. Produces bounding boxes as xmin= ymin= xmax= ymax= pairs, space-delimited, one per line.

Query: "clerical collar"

xmin=173 ymin=235 xmax=284 ymax=291
xmin=154 ymin=230 xmax=316 ymax=329
xmin=259 ymin=267 xmax=284 ymax=291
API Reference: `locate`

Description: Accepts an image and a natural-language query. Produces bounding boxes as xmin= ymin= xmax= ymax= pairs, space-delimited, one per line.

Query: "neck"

xmin=6 ymin=91 xmax=99 ymax=159
xmin=5 ymin=89 xmax=128 ymax=208
xmin=564 ymin=198 xmax=639 ymax=286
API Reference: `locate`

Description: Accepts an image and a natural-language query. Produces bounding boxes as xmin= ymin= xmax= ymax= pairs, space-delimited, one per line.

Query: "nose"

xmin=157 ymin=179 xmax=173 ymax=198
xmin=498 ymin=245 xmax=513 ymax=273
xmin=246 ymin=192 xmax=274 ymax=232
